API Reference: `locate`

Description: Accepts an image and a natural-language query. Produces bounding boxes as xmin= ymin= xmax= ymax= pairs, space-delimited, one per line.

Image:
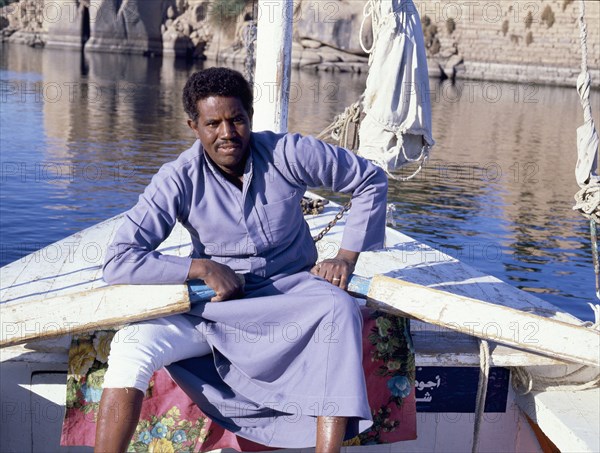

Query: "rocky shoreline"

xmin=1 ymin=0 xmax=598 ymax=87
xmin=0 ymin=0 xmax=372 ymax=72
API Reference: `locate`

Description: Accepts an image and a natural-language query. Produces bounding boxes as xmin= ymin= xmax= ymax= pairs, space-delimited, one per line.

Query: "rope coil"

xmin=573 ymin=183 xmax=600 ymax=223
xmin=300 ymin=197 xmax=328 ymax=216
xmin=316 ymin=102 xmax=362 ymax=151
xmin=359 ymin=0 xmax=377 ymax=55
xmin=390 ymin=142 xmax=431 ymax=182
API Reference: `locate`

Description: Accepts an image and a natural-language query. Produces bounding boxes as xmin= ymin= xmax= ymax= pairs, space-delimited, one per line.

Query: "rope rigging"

xmin=472 ymin=339 xmax=490 ymax=453
xmin=315 ymin=101 xmax=362 ymax=151
xmin=572 ymin=0 xmax=600 ymax=305
xmin=573 ymin=0 xmax=600 ymax=224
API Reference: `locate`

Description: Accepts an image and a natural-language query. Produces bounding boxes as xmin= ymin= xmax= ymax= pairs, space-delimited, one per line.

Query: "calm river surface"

xmin=1 ymin=43 xmax=599 ymax=321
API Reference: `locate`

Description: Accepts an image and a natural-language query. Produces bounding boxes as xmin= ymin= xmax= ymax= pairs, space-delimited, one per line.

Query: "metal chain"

xmin=312 ymin=201 xmax=352 ymax=243
xmin=301 ymin=197 xmax=328 ymax=215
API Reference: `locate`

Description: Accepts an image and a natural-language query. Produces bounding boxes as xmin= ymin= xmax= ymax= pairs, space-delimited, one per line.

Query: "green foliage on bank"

xmin=210 ymin=0 xmax=247 ymax=27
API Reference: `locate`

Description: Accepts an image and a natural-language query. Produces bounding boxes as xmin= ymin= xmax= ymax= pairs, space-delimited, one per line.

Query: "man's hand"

xmin=310 ymin=249 xmax=359 ymax=290
xmin=188 ymin=259 xmax=244 ymax=302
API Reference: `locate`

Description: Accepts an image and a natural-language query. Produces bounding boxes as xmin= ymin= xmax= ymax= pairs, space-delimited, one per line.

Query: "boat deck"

xmin=1 ymin=196 xmax=598 ymax=452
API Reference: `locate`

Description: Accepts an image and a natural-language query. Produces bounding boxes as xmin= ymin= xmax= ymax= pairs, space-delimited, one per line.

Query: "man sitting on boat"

xmin=96 ymin=67 xmax=388 ymax=453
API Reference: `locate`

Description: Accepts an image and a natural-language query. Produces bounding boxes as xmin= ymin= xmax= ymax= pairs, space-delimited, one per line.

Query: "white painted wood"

xmin=0 ymin=216 xmax=118 ymax=303
xmin=0 ymin=329 xmax=566 ymax=368
xmin=31 ymin=373 xmax=91 ymax=452
xmin=517 ymin=388 xmax=600 ymax=452
xmin=412 ymin=331 xmax=569 ymax=367
xmin=0 ymin=214 xmax=192 ymax=305
xmin=252 ymin=0 xmax=293 ymax=133
xmin=0 ymin=214 xmax=194 ymax=347
xmin=0 ymin=331 xmax=564 ymax=368
xmin=2 ymin=197 xmax=591 ymax=362
xmin=367 ymin=274 xmax=600 ymax=367
xmin=0 ymin=283 xmax=190 ymax=347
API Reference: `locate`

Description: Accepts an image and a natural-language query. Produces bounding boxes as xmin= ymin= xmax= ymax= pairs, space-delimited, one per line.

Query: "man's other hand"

xmin=188 ymin=259 xmax=244 ymax=301
xmin=311 ymin=248 xmax=359 ymax=291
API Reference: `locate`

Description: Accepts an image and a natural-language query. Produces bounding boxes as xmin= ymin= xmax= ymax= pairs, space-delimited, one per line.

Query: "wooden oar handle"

xmin=188 ymin=274 xmax=368 ymax=302
xmin=187 ymin=274 xmax=246 ymax=302
xmin=347 ymin=274 xmax=371 ymax=297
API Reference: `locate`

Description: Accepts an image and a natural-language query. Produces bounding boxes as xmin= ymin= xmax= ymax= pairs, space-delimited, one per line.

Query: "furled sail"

xmin=575 ymin=72 xmax=599 ymax=189
xmin=573 ymin=82 xmax=600 ymax=222
xmin=357 ymin=0 xmax=434 ymax=179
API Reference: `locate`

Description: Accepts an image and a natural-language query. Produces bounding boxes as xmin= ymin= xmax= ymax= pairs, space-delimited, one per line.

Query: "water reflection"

xmin=1 ymin=43 xmax=599 ymax=320
xmin=387 ymin=78 xmax=599 ymax=318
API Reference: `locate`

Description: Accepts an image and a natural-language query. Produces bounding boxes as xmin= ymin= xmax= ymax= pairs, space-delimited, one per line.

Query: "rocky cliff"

xmin=1 ymin=0 xmax=46 ymax=47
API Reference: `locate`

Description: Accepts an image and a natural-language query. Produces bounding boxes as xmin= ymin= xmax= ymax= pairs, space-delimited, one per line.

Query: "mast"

xmin=252 ymin=0 xmax=294 ymax=133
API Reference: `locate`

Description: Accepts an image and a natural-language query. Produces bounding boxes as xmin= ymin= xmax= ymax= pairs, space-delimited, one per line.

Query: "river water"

xmin=1 ymin=43 xmax=599 ymax=321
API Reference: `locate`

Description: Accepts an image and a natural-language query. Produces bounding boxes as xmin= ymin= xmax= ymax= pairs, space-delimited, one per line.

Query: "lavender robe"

xmin=104 ymin=131 xmax=388 ymax=447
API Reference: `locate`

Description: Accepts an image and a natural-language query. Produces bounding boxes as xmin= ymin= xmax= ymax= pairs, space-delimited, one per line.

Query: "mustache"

xmin=216 ymin=138 xmax=242 ymax=148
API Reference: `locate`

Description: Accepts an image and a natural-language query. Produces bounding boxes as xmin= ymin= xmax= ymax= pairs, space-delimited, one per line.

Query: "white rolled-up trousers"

xmin=103 ymin=314 xmax=211 ymax=392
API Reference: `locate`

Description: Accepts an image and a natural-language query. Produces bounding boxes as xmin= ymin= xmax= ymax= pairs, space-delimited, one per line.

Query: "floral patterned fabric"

xmin=61 ymin=308 xmax=416 ymax=451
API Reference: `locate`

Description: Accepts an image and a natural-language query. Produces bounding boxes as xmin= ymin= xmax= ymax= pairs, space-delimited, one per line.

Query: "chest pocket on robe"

xmin=262 ymin=190 xmax=301 ymax=245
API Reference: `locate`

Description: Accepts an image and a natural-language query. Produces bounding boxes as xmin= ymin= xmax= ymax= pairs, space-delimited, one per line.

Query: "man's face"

xmin=188 ymin=96 xmax=253 ymax=177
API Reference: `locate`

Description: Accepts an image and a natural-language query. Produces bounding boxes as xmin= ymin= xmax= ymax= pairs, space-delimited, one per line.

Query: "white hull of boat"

xmin=0 ymin=342 xmax=545 ymax=453
xmin=1 ymin=197 xmax=598 ymax=452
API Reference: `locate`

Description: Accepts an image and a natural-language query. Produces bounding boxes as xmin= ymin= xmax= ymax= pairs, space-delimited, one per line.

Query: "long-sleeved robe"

xmin=103 ymin=131 xmax=388 ymax=447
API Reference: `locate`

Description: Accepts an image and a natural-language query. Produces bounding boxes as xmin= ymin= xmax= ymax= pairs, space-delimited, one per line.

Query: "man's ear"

xmin=187 ymin=119 xmax=200 ymax=139
xmin=248 ymin=108 xmax=254 ymax=128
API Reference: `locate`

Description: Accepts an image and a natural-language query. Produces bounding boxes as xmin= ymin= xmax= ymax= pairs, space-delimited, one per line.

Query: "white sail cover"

xmin=575 ymin=71 xmax=599 ymax=188
xmin=357 ymin=0 xmax=434 ymax=177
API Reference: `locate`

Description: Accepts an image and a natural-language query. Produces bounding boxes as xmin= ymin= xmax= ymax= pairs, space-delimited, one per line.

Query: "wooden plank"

xmin=0 ymin=215 xmax=192 ymax=306
xmin=0 ymin=277 xmax=228 ymax=348
xmin=1 ymin=198 xmax=593 ymax=367
xmin=517 ymin=389 xmax=600 ymax=453
xmin=349 ymin=275 xmax=570 ymax=366
xmin=1 ymin=327 xmax=565 ymax=368
xmin=0 ymin=284 xmax=190 ymax=347
xmin=366 ymin=274 xmax=600 ymax=367
xmin=412 ymin=331 xmax=569 ymax=367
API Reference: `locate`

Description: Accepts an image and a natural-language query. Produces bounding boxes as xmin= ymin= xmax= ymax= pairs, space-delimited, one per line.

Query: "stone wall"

xmin=279 ymin=0 xmax=600 ymax=85
xmin=416 ymin=0 xmax=600 ymax=86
